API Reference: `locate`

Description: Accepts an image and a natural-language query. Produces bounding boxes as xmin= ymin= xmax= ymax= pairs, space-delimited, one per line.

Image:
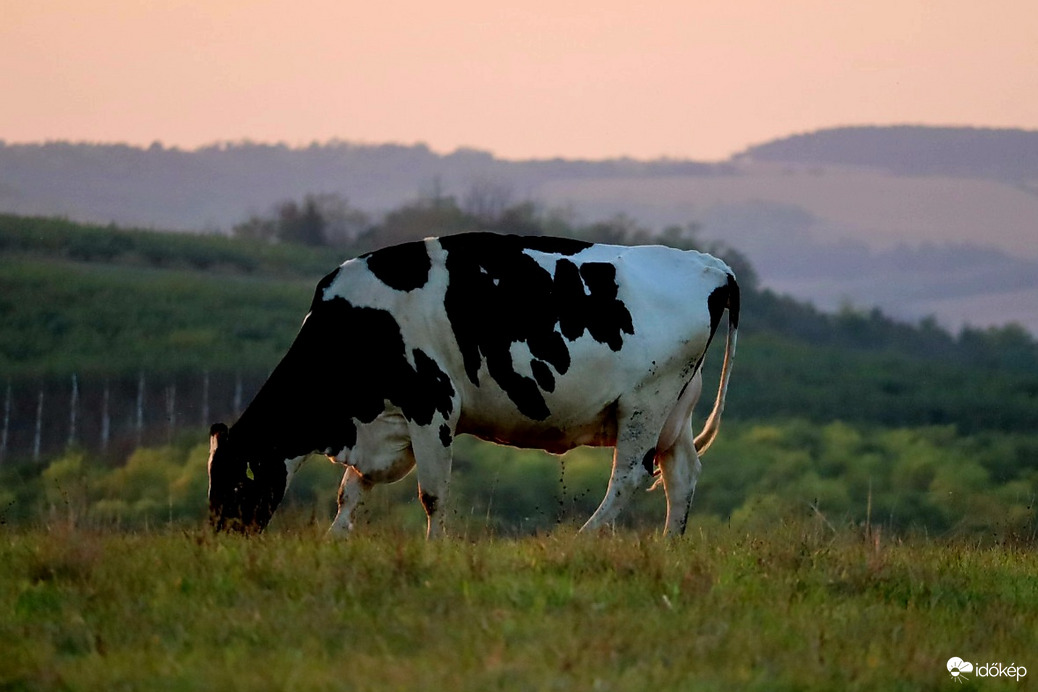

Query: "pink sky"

xmin=2 ymin=0 xmax=1036 ymax=161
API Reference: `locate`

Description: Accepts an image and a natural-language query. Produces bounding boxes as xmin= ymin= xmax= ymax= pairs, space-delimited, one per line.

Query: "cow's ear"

xmin=210 ymin=423 xmax=229 ymax=454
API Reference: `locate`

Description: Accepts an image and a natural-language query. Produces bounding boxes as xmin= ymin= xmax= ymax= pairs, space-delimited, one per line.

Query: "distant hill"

xmin=0 ymin=140 xmax=722 ymax=232
xmin=2 ymin=126 xmax=1037 ymax=333
xmin=3 ymin=126 xmax=1036 ymax=233
xmin=737 ymin=125 xmax=1038 ymax=181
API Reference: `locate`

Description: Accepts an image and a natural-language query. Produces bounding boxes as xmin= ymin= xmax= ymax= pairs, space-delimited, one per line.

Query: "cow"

xmin=207 ymin=232 xmax=738 ymax=538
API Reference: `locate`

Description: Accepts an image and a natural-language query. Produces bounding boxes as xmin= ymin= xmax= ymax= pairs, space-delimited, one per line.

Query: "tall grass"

xmin=2 ymin=520 xmax=1035 ymax=691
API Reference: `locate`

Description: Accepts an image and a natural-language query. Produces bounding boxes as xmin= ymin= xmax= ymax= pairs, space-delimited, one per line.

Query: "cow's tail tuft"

xmin=693 ymin=273 xmax=739 ymax=456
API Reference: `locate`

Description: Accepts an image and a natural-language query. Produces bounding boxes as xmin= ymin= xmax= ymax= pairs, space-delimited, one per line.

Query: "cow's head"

xmin=207 ymin=423 xmax=283 ymax=534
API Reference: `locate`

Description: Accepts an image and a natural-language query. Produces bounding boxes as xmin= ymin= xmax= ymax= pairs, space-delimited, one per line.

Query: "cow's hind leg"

xmin=656 ymin=427 xmax=701 ymax=536
xmin=654 ymin=371 xmax=705 ymax=536
xmin=580 ymin=411 xmax=660 ymax=533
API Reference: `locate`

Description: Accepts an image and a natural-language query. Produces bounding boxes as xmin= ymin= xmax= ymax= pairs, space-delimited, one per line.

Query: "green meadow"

xmin=2 ymin=522 xmax=1036 ymax=691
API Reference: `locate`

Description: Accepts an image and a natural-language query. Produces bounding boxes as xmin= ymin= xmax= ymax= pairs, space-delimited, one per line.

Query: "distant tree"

xmin=489 ymin=201 xmax=544 ymax=237
xmin=658 ymin=223 xmax=702 ymax=250
xmin=579 ymin=213 xmax=652 ymax=246
xmin=276 ymin=197 xmax=325 ymax=246
xmin=231 ymin=193 xmax=369 ymax=247
xmin=960 ymin=323 xmax=1038 ymax=371
xmin=462 ymin=179 xmax=515 ymax=226
xmin=231 ymin=214 xmax=278 ymax=243
xmin=364 ymin=196 xmax=477 ymax=249
xmin=308 ymin=193 xmax=371 ymax=246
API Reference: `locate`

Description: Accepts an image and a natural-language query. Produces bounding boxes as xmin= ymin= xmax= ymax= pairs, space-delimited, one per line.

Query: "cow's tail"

xmin=693 ymin=273 xmax=739 ymax=456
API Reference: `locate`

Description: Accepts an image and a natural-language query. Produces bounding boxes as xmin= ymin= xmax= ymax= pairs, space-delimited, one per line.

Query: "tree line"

xmin=229 ymin=188 xmax=759 ymax=288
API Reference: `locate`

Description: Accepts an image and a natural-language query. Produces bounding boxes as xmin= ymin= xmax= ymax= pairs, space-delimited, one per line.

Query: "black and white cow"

xmin=207 ymin=232 xmax=738 ymax=537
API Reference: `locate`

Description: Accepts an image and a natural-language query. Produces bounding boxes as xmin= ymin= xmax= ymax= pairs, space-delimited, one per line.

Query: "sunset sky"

xmin=2 ymin=0 xmax=1036 ymax=161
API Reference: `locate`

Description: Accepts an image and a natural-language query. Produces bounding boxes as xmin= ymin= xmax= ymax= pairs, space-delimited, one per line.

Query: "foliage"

xmin=723 ymin=330 xmax=1038 ymax=433
xmin=232 ymin=194 xmax=371 ymax=247
xmin=1 ymin=522 xmax=1035 ymax=691
xmin=700 ymin=421 xmax=1038 ymax=538
xmin=226 ymin=189 xmax=761 ymax=287
xmin=748 ymin=287 xmax=1038 ymax=374
xmin=0 ymin=258 xmax=312 ymax=376
xmin=0 ymin=213 xmax=343 ymax=277
xmin=6 ymin=420 xmax=1036 ymax=540
xmin=17 ymin=442 xmax=210 ymax=528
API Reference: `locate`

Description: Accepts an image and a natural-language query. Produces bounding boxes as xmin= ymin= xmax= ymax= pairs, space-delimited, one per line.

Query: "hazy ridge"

xmin=2 ymin=126 xmax=1036 ymax=332
xmin=737 ymin=125 xmax=1038 ymax=180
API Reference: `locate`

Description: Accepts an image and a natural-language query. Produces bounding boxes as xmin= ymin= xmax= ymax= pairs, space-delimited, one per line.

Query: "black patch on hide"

xmin=438 ymin=424 xmax=453 ymax=447
xmin=707 ymin=273 xmax=740 ymax=334
xmin=363 ymin=241 xmax=432 ymax=292
xmin=229 ymin=296 xmax=455 ymax=482
xmin=439 ymin=233 xmax=634 ymax=421
xmin=420 ymin=490 xmax=438 ymax=515
xmin=641 ymin=447 xmax=657 ymax=475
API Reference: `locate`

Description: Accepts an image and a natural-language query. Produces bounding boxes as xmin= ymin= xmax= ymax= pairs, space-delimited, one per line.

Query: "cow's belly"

xmin=456 ymin=400 xmax=618 ymax=454
xmin=450 ymin=339 xmax=636 ymax=453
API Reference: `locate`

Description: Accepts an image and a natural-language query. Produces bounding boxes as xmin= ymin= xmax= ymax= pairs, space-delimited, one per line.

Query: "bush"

xmin=12 ymin=420 xmax=1037 ymax=538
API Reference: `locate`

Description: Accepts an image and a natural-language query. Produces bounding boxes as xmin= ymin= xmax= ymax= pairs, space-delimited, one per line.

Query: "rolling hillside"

xmin=738 ymin=125 xmax=1038 ymax=180
xmin=2 ymin=126 xmax=1037 ymax=332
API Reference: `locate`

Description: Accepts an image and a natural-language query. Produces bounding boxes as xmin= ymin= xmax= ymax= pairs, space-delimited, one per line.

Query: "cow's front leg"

xmin=411 ymin=422 xmax=455 ymax=540
xmin=329 ymin=466 xmax=370 ymax=537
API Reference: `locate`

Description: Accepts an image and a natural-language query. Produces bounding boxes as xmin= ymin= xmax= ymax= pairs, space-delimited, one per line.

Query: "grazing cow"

xmin=207 ymin=232 xmax=738 ymax=537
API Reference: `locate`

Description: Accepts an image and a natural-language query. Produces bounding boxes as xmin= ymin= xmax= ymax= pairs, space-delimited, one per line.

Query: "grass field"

xmin=2 ymin=520 xmax=1035 ymax=691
